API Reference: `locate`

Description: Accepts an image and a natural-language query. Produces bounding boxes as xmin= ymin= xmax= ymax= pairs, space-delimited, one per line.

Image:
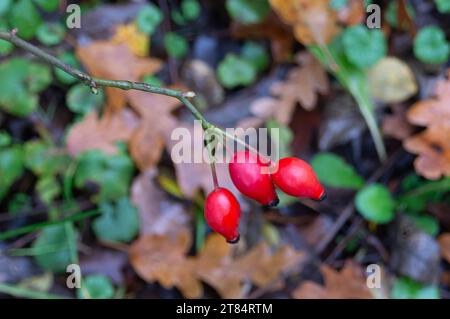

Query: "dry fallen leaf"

xmin=131 ymin=169 xmax=190 ymax=236
xmin=270 ymin=0 xmax=340 ymax=46
xmin=293 ymin=261 xmax=373 ymax=299
xmin=438 ymin=233 xmax=450 ymax=264
xmin=231 ymin=13 xmax=295 ymax=62
xmin=76 ymin=41 xmax=162 ymax=111
xmin=250 ymin=52 xmax=329 ymax=124
xmin=111 ymin=23 xmax=149 ymax=57
xmin=130 ymin=231 xmax=305 ymax=298
xmin=66 ymin=108 xmax=139 ymax=156
xmin=368 ymin=57 xmax=418 ymax=104
xmin=196 ymin=234 xmax=305 ymax=298
xmin=164 ymin=122 xmax=238 ymax=199
xmin=382 ymin=104 xmax=414 ymax=140
xmin=404 ymin=70 xmax=450 ymax=180
xmin=129 ymin=230 xmax=203 ymax=298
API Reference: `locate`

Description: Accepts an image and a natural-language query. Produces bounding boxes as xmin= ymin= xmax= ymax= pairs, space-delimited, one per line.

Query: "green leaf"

xmin=10 ymin=0 xmax=43 ymax=39
xmin=355 ymin=184 xmax=395 ymax=224
xmin=329 ymin=0 xmax=348 ymax=10
xmin=397 ymin=175 xmax=450 ymax=214
xmin=66 ymin=83 xmax=104 ymax=115
xmin=143 ymin=75 xmax=163 ymax=87
xmin=0 ymin=145 xmax=24 ymax=201
xmin=410 ymin=215 xmax=439 ymax=237
xmin=32 ymin=224 xmax=78 ymax=273
xmin=391 ymin=277 xmax=440 ymax=299
xmin=33 ymin=0 xmax=60 ymax=12
xmin=77 ymin=275 xmax=114 ymax=299
xmin=36 ymin=176 xmax=61 ymax=205
xmin=0 ymin=131 xmax=12 ymax=147
xmin=181 ymin=0 xmax=201 ymax=21
xmin=93 ymin=197 xmax=139 ymax=243
xmin=342 ymin=25 xmax=386 ymax=68
xmin=55 ymin=52 xmax=80 ymax=84
xmin=226 ymin=0 xmax=270 ymax=25
xmin=0 ymin=0 xmax=12 ymax=16
xmin=24 ymin=140 xmax=69 ymax=176
xmin=74 ymin=148 xmax=134 ymax=202
xmin=8 ymin=193 xmax=32 ymax=215
xmin=0 ymin=58 xmax=51 ymax=116
xmin=0 ymin=21 xmax=14 ymax=56
xmin=311 ymin=153 xmax=364 ymax=190
xmin=28 ymin=63 xmax=52 ymax=93
xmin=36 ymin=22 xmax=65 ymax=46
xmin=435 ymin=0 xmax=450 ymax=13
xmin=164 ymin=32 xmax=188 ymax=59
xmin=136 ymin=3 xmax=162 ymax=35
xmin=414 ymin=26 xmax=450 ymax=65
xmin=171 ymin=9 xmax=187 ymax=25
xmin=217 ymin=53 xmax=257 ymax=88
xmin=241 ymin=41 xmax=269 ymax=72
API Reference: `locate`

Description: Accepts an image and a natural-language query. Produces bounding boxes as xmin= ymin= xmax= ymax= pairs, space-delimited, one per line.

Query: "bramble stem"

xmin=0 ymin=30 xmax=264 ymax=162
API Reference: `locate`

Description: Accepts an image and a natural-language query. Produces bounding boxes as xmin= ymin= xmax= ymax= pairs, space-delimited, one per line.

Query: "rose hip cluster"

xmin=204 ymin=150 xmax=326 ymax=243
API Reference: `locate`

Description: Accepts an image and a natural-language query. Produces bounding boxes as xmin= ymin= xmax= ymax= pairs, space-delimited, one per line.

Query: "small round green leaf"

xmin=0 ymin=131 xmax=11 ymax=147
xmin=181 ymin=0 xmax=201 ymax=21
xmin=391 ymin=277 xmax=440 ymax=299
xmin=226 ymin=0 xmax=270 ymax=25
xmin=66 ymin=83 xmax=104 ymax=115
xmin=217 ymin=53 xmax=257 ymax=89
xmin=241 ymin=41 xmax=269 ymax=72
xmin=342 ymin=25 xmax=387 ymax=68
xmin=0 ymin=0 xmax=12 ymax=16
xmin=355 ymin=184 xmax=395 ymax=224
xmin=93 ymin=198 xmax=139 ymax=243
xmin=28 ymin=63 xmax=52 ymax=93
xmin=36 ymin=22 xmax=66 ymax=46
xmin=164 ymin=32 xmax=188 ymax=59
xmin=410 ymin=215 xmax=439 ymax=237
xmin=10 ymin=0 xmax=43 ymax=40
xmin=143 ymin=74 xmax=163 ymax=87
xmin=0 ymin=145 xmax=24 ymax=201
xmin=55 ymin=52 xmax=79 ymax=85
xmin=77 ymin=275 xmax=114 ymax=299
xmin=0 ymin=21 xmax=13 ymax=55
xmin=311 ymin=152 xmax=364 ymax=189
xmin=435 ymin=0 xmax=450 ymax=13
xmin=136 ymin=3 xmax=163 ymax=35
xmin=413 ymin=26 xmax=450 ymax=65
xmin=32 ymin=224 xmax=77 ymax=273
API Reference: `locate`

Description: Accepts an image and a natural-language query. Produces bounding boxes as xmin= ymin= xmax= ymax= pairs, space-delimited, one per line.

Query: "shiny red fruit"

xmin=271 ymin=157 xmax=326 ymax=201
xmin=228 ymin=150 xmax=279 ymax=207
xmin=204 ymin=187 xmax=241 ymax=243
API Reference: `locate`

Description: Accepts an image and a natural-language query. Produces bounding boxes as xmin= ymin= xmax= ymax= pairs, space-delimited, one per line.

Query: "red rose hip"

xmin=228 ymin=150 xmax=279 ymax=207
xmin=272 ymin=157 xmax=326 ymax=201
xmin=204 ymin=187 xmax=241 ymax=243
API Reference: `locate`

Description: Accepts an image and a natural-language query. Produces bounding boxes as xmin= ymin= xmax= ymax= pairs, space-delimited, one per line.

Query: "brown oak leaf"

xmin=270 ymin=0 xmax=340 ymax=46
xmin=292 ymin=261 xmax=373 ymax=299
xmin=129 ymin=230 xmax=203 ymax=298
xmin=250 ymin=52 xmax=329 ymax=124
xmin=131 ymin=169 xmax=190 ymax=237
xmin=76 ymin=41 xmax=162 ymax=111
xmin=404 ymin=70 xmax=450 ymax=180
xmin=66 ymin=108 xmax=139 ymax=156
